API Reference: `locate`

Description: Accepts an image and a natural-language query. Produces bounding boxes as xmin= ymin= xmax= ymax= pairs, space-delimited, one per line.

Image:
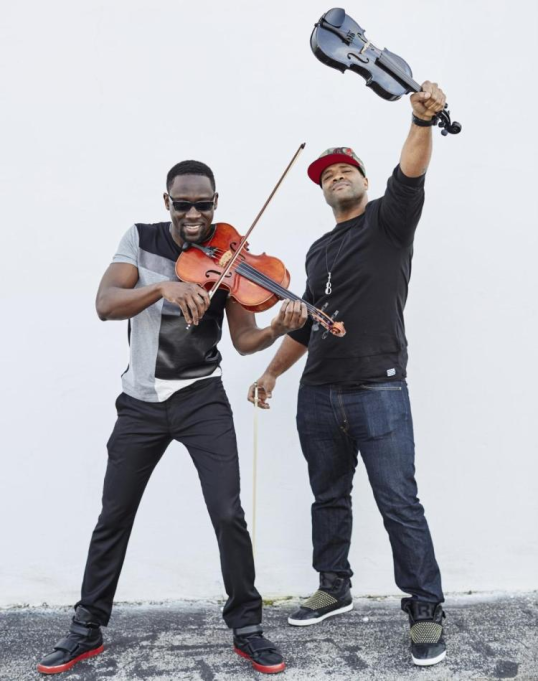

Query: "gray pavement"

xmin=1 ymin=593 xmax=537 ymax=681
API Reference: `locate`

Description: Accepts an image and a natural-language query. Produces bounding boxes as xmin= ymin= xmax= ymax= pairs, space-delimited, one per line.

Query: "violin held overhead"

xmin=176 ymin=222 xmax=346 ymax=338
xmin=311 ymin=7 xmax=462 ymax=136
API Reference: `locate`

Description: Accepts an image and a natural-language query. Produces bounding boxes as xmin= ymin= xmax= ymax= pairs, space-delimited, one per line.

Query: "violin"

xmin=176 ymin=222 xmax=346 ymax=338
xmin=311 ymin=7 xmax=462 ymax=136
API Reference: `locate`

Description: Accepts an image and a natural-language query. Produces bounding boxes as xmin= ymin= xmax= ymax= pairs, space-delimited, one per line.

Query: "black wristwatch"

xmin=412 ymin=113 xmax=439 ymax=127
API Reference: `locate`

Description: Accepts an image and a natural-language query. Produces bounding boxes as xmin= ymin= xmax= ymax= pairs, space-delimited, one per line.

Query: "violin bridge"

xmin=360 ymin=40 xmax=371 ymax=54
xmin=218 ymin=250 xmax=233 ymax=268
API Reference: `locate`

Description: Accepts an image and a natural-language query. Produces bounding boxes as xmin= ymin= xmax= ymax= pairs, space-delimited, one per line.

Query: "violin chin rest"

xmin=323 ymin=7 xmax=346 ymax=28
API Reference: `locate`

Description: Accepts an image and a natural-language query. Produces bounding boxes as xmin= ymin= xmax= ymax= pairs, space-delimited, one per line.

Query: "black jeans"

xmin=76 ymin=377 xmax=262 ymax=628
xmin=297 ymin=381 xmax=444 ymax=603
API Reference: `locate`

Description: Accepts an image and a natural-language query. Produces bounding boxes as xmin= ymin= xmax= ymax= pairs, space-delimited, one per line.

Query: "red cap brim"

xmin=307 ymin=154 xmax=364 ymax=185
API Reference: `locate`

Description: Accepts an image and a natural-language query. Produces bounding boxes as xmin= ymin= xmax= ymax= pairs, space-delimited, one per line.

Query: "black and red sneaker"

xmin=233 ymin=625 xmax=285 ymax=674
xmin=37 ymin=606 xmax=104 ymax=675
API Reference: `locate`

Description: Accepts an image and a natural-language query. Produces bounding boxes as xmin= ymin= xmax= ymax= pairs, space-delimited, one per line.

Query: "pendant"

xmin=325 ymin=272 xmax=332 ymax=295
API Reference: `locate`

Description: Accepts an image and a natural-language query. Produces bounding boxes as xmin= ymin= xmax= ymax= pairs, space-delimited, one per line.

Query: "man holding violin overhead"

xmin=37 ymin=160 xmax=307 ymax=676
xmin=249 ymin=82 xmax=448 ymax=667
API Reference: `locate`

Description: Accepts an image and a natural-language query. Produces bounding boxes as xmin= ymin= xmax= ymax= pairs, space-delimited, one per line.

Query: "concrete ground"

xmin=0 ymin=593 xmax=536 ymax=681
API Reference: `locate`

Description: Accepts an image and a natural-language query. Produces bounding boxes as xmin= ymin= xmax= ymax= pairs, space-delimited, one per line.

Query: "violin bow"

xmin=252 ymin=382 xmax=260 ymax=557
xmin=206 ymin=143 xmax=306 ymax=299
xmin=204 ymin=145 xmax=305 ymax=557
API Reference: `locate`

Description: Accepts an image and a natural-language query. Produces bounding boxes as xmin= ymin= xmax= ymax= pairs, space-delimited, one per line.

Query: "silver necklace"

xmin=324 ymin=229 xmax=350 ymax=295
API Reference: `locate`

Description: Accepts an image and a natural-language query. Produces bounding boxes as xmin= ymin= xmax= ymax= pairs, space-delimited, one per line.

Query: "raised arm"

xmin=400 ymin=80 xmax=447 ymax=178
xmin=378 ymin=81 xmax=447 ymax=248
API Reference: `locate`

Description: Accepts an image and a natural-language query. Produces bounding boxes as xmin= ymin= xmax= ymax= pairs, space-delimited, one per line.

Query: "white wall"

xmin=1 ymin=0 xmax=537 ymax=608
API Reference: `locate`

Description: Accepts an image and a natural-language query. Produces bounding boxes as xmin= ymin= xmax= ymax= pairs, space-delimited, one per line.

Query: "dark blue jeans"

xmin=296 ymin=381 xmax=444 ymax=603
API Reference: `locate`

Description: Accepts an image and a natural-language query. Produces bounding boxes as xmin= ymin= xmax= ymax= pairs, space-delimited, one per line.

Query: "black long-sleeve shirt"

xmin=288 ymin=165 xmax=425 ymax=385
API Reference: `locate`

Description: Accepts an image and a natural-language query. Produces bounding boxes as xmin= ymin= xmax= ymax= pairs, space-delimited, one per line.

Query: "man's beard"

xmin=328 ymin=188 xmax=364 ymax=211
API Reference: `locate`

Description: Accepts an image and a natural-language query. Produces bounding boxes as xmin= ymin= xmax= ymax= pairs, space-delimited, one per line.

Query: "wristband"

xmin=412 ymin=113 xmax=438 ymax=127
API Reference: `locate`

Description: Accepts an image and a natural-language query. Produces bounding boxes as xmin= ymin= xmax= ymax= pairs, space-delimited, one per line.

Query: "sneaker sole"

xmin=234 ymin=647 xmax=286 ymax=674
xmin=412 ymin=650 xmax=446 ymax=667
xmin=287 ymin=602 xmax=354 ymax=626
xmin=37 ymin=645 xmax=104 ymax=674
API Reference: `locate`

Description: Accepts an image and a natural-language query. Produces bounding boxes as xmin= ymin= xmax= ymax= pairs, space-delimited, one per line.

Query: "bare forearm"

xmin=247 ymin=335 xmax=308 ymax=408
xmin=400 ymin=123 xmax=432 ymax=178
xmin=233 ymin=325 xmax=283 ymax=355
xmin=96 ymin=283 xmax=163 ymax=321
xmin=265 ymin=335 xmax=308 ymax=377
xmin=402 ymin=79 xmax=448 ymax=177
xmin=230 ymin=299 xmax=309 ymax=355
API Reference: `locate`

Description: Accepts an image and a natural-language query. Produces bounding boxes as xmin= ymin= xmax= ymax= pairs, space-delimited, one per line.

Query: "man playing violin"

xmin=37 ymin=160 xmax=307 ymax=676
xmin=249 ymin=82 xmax=448 ymax=667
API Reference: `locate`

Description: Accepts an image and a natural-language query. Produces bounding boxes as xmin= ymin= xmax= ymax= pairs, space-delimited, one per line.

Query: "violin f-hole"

xmin=348 ymin=51 xmax=369 ymax=65
xmin=205 ymin=268 xmax=232 ymax=279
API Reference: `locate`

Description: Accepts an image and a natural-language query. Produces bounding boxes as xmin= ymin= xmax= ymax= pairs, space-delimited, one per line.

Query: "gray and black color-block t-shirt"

xmin=112 ymin=222 xmax=227 ymax=402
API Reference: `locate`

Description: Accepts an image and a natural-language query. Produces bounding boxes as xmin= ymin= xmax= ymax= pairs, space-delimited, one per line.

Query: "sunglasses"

xmin=168 ymin=195 xmax=216 ymax=213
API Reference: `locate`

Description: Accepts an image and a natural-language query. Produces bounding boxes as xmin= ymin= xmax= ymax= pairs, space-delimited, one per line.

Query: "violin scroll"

xmin=311 ymin=304 xmax=346 ymax=338
xmin=437 ymin=104 xmax=462 ymax=136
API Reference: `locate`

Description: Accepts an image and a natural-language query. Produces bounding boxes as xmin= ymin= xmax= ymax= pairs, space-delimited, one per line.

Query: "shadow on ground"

xmin=1 ymin=593 xmax=537 ymax=680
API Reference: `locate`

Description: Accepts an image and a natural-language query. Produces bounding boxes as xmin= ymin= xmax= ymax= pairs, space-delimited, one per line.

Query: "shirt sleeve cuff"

xmin=287 ymin=322 xmax=312 ymax=347
xmin=112 ymin=255 xmax=138 ymax=266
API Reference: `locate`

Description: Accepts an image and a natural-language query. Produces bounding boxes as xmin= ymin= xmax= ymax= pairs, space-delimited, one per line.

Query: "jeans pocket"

xmin=360 ymin=383 xmax=408 ymax=437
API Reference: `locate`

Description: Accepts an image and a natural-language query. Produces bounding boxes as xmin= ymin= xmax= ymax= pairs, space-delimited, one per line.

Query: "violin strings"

xmin=225 ymin=255 xmax=334 ymax=324
xmin=236 ymin=263 xmax=304 ymax=305
xmin=198 ymin=246 xmax=289 ymax=296
xmin=190 ymin=245 xmax=334 ymax=326
xmin=377 ymin=52 xmax=419 ymax=92
xmin=234 ymin=261 xmax=307 ymax=304
xmin=235 ymin=262 xmax=333 ymax=325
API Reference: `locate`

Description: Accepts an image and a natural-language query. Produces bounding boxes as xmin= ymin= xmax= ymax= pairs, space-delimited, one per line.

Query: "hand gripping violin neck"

xmin=311 ymin=7 xmax=462 ymax=136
